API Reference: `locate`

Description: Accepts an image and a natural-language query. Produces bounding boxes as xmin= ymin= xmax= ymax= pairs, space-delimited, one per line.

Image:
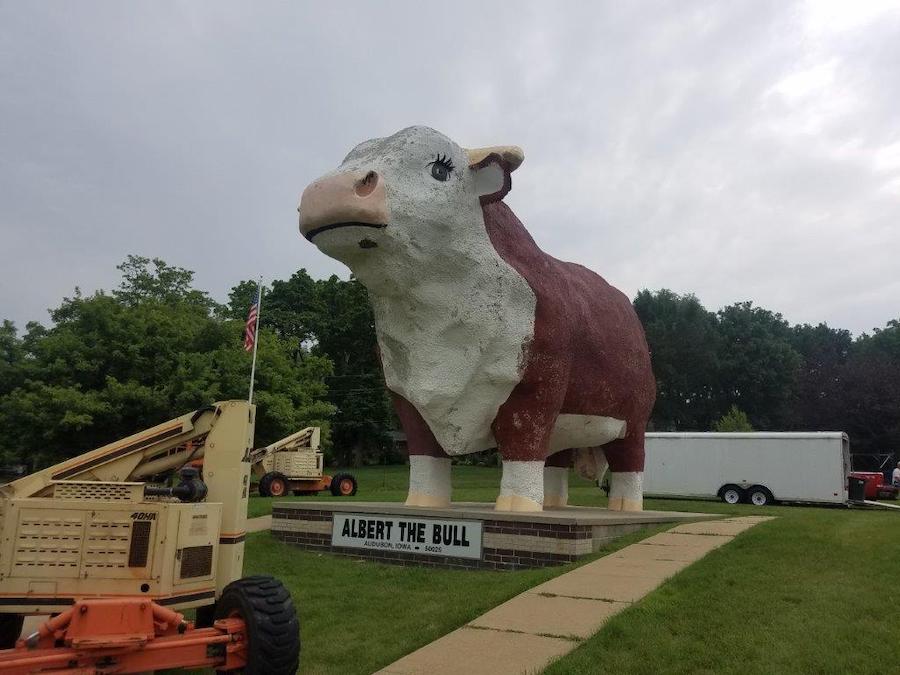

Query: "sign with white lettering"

xmin=331 ymin=513 xmax=483 ymax=560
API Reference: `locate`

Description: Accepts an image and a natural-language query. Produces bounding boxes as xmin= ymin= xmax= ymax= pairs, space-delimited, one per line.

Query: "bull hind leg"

xmin=544 ymin=449 xmax=573 ymax=508
xmin=602 ymin=434 xmax=645 ymax=512
xmin=392 ymin=392 xmax=452 ymax=508
xmin=544 ymin=446 xmax=611 ymax=509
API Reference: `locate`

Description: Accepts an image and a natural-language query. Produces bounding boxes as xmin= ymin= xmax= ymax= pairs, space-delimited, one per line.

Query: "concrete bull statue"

xmin=298 ymin=126 xmax=655 ymax=512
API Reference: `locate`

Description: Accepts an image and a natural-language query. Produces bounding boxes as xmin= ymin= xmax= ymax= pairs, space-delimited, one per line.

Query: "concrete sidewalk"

xmin=246 ymin=514 xmax=272 ymax=532
xmin=377 ymin=516 xmax=774 ymax=675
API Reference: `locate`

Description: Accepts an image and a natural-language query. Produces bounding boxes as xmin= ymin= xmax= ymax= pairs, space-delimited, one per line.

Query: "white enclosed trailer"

xmin=643 ymin=432 xmax=850 ymax=505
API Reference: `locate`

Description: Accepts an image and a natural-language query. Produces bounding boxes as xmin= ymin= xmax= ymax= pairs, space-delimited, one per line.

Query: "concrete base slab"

xmin=469 ymin=593 xmax=628 ymax=640
xmin=376 ymin=626 xmax=573 ymax=675
xmin=378 ymin=516 xmax=772 ymax=675
xmin=274 ymin=500 xmax=716 ymax=527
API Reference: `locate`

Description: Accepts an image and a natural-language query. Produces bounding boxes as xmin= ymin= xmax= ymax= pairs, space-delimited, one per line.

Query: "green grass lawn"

xmin=243 ymin=465 xmax=899 ymax=675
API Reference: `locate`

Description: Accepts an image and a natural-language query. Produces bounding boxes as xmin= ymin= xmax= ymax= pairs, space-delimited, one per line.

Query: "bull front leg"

xmin=391 ymin=392 xmax=452 ymax=508
xmin=492 ymin=389 xmax=566 ymax=512
xmin=407 ymin=455 xmax=452 ymax=507
xmin=496 ymin=460 xmax=545 ymax=512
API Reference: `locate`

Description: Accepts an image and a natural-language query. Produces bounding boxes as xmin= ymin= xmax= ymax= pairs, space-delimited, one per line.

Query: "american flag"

xmin=244 ymin=290 xmax=260 ymax=352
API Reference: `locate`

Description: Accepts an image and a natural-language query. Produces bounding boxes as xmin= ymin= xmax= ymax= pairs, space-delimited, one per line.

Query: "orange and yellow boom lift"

xmin=0 ymin=400 xmax=300 ymax=674
xmin=250 ymin=427 xmax=357 ymax=498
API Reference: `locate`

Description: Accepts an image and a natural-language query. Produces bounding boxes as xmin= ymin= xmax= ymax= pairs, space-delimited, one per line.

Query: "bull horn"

xmin=466 ymin=145 xmax=524 ymax=172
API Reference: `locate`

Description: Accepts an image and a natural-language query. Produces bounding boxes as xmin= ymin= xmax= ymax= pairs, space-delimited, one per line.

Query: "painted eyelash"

xmin=428 ymin=154 xmax=455 ymax=171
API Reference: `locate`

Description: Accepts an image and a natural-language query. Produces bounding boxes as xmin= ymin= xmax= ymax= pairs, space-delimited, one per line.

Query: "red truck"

xmin=849 ymin=472 xmax=899 ymax=500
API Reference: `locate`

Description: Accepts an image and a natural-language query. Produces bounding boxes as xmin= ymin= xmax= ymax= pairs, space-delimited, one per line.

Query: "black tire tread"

xmin=330 ymin=472 xmax=358 ymax=497
xmin=258 ymin=472 xmax=288 ymax=498
xmin=0 ymin=613 xmax=24 ymax=650
xmin=214 ymin=575 xmax=300 ymax=674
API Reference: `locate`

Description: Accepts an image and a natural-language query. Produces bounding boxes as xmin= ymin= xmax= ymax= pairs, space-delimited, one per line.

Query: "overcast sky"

xmin=1 ymin=1 xmax=899 ymax=335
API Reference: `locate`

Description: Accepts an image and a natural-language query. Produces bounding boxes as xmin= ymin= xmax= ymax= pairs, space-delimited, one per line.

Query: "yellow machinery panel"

xmin=272 ymin=451 xmax=323 ymax=479
xmin=0 ymin=401 xmax=252 ymax=617
xmin=0 ymin=496 xmax=222 ymax=614
xmin=254 ymin=426 xmax=323 ymax=481
xmin=175 ymin=507 xmax=220 ymax=585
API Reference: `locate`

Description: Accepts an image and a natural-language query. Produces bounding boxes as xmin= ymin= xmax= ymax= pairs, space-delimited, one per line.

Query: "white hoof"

xmin=608 ymin=471 xmax=643 ymax=512
xmin=543 ymin=466 xmax=568 ymax=508
xmin=497 ymin=460 xmax=544 ymax=512
xmin=407 ymin=456 xmax=451 ymax=507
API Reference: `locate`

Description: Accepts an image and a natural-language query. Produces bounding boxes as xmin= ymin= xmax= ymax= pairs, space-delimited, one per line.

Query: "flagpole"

xmin=248 ymin=277 xmax=264 ymax=404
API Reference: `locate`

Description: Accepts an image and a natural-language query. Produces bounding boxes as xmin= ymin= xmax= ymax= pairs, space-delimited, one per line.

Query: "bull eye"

xmin=427 ymin=154 xmax=455 ymax=182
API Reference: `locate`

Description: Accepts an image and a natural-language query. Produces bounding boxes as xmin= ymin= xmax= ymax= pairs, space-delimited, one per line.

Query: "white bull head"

xmin=298 ymin=126 xmax=523 ymax=291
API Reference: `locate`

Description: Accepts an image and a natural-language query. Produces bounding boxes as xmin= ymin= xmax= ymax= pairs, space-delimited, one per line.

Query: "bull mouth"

xmin=304 ymin=221 xmax=387 ymax=242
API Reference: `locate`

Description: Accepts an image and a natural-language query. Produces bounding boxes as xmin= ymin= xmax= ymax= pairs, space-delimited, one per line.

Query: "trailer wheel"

xmin=719 ymin=485 xmax=744 ymax=505
xmin=330 ymin=473 xmax=358 ymax=497
xmin=214 ymin=575 xmax=300 ymax=675
xmin=0 ymin=613 xmax=24 ymax=649
xmin=748 ymin=486 xmax=774 ymax=506
xmin=259 ymin=472 xmax=289 ymax=498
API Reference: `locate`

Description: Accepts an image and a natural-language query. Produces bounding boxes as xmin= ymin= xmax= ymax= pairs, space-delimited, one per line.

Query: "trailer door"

xmin=841 ymin=435 xmax=850 ymax=499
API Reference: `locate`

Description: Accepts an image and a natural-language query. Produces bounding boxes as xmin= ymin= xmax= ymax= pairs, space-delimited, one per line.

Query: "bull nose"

xmin=355 ymin=171 xmax=379 ymax=197
xmin=298 ymin=169 xmax=390 ymax=240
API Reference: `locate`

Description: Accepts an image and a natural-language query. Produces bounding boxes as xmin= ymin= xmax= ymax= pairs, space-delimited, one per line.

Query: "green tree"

xmin=311 ymin=276 xmax=393 ymax=466
xmin=786 ymin=323 xmax=851 ymax=430
xmin=713 ymin=405 xmax=754 ymax=432
xmin=633 ymin=289 xmax=721 ymax=430
xmin=226 ymin=280 xmax=261 ymax=320
xmin=0 ymin=257 xmax=334 ymax=467
xmin=0 ymin=320 xmax=24 ymax=397
xmin=715 ymin=302 xmax=802 ymax=429
xmin=839 ymin=319 xmax=900 ymax=455
xmin=230 ymin=272 xmax=394 ymax=466
xmin=113 ymin=255 xmax=218 ymax=311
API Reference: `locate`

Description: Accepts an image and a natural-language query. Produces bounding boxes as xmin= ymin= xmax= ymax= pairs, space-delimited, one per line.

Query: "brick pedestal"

xmin=271 ymin=502 xmax=712 ymax=570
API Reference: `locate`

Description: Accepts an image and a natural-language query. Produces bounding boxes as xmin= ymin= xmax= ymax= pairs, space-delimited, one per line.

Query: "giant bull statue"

xmin=298 ymin=126 xmax=655 ymax=512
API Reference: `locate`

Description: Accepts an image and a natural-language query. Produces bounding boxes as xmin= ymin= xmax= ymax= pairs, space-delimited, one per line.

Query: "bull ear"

xmin=467 ymin=146 xmax=524 ymax=171
xmin=467 ymin=145 xmax=524 ymax=204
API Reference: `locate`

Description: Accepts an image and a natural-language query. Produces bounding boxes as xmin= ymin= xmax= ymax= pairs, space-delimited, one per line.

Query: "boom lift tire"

xmin=259 ymin=471 xmax=289 ymax=498
xmin=213 ymin=575 xmax=300 ymax=675
xmin=0 ymin=613 xmax=23 ymax=650
xmin=330 ymin=472 xmax=358 ymax=497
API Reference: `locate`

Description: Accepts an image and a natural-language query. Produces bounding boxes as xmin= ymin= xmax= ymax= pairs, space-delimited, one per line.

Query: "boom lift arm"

xmin=1 ymin=404 xmax=237 ymax=500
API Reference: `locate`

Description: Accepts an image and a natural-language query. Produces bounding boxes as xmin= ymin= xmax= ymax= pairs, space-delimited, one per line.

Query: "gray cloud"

xmin=1 ymin=0 xmax=898 ymax=334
